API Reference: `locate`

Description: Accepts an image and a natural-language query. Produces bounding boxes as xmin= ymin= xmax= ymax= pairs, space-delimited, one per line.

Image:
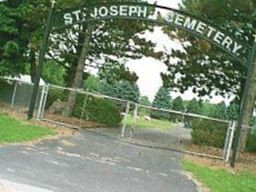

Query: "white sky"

xmin=127 ymin=0 xmax=181 ymax=101
xmin=126 ymin=0 xmax=234 ymax=104
xmin=126 ymin=26 xmax=182 ymax=101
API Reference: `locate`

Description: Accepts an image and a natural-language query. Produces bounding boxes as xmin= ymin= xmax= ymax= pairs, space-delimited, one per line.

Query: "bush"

xmin=151 ymin=110 xmax=170 ymax=120
xmin=246 ymin=133 xmax=256 ymax=152
xmin=46 ymin=89 xmax=66 ymax=109
xmin=169 ymin=114 xmax=184 ymax=123
xmin=191 ymin=119 xmax=228 ymax=148
xmin=73 ymin=96 xmax=122 ymax=127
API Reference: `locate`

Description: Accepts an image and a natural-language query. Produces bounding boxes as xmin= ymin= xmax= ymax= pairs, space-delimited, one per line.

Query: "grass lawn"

xmin=182 ymin=160 xmax=256 ymax=192
xmin=124 ymin=115 xmax=173 ymax=130
xmin=0 ymin=113 xmax=55 ymax=144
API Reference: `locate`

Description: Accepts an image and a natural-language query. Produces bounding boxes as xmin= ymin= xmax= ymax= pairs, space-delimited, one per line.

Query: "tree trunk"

xmin=29 ymin=50 xmax=37 ymax=83
xmin=63 ymin=26 xmax=93 ymax=116
xmin=65 ymin=30 xmax=86 ymax=88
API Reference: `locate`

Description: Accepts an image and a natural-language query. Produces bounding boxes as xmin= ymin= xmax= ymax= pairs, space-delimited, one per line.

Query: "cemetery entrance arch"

xmin=28 ymin=2 xmax=255 ymax=167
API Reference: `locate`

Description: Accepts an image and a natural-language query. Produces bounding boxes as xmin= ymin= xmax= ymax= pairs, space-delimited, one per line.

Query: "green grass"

xmin=124 ymin=115 xmax=173 ymax=130
xmin=0 ymin=113 xmax=55 ymax=144
xmin=182 ymin=160 xmax=256 ymax=192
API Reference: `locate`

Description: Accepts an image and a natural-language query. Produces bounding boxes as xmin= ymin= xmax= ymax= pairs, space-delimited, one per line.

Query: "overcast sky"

xmin=126 ymin=0 xmax=182 ymax=101
xmin=126 ymin=0 xmax=234 ymax=103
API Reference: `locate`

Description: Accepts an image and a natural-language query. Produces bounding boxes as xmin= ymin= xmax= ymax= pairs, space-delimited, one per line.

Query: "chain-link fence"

xmin=38 ymin=84 xmax=129 ymax=129
xmin=35 ymin=84 xmax=242 ymax=161
xmin=239 ymin=125 xmax=256 ymax=156
xmin=121 ymin=102 xmax=235 ymax=160
xmin=0 ymin=77 xmax=43 ymax=115
xmin=1 ymin=78 xmax=255 ymax=162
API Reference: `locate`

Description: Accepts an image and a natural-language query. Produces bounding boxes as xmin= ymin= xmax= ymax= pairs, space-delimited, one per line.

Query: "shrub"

xmin=246 ymin=133 xmax=256 ymax=152
xmin=151 ymin=110 xmax=170 ymax=120
xmin=191 ymin=119 xmax=228 ymax=148
xmin=73 ymin=96 xmax=122 ymax=127
xmin=45 ymin=89 xmax=66 ymax=109
xmin=169 ymin=113 xmax=184 ymax=123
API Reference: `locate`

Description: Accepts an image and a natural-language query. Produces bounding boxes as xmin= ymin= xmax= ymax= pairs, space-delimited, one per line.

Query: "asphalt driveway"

xmin=0 ymin=130 xmax=198 ymax=192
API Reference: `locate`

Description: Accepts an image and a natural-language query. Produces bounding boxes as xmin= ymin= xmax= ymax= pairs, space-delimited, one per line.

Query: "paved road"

xmin=93 ymin=124 xmax=192 ymax=150
xmin=0 ymin=130 xmax=198 ymax=192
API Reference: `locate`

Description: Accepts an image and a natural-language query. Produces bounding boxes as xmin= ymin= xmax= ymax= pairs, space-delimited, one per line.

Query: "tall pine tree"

xmin=151 ymin=87 xmax=172 ymax=119
xmin=172 ymin=96 xmax=185 ymax=111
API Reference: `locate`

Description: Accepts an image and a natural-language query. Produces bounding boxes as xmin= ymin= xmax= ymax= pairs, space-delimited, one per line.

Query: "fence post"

xmin=121 ymin=101 xmax=131 ymax=138
xmin=223 ymin=121 xmax=232 ymax=160
xmin=11 ymin=81 xmax=18 ymax=109
xmin=225 ymin=121 xmax=236 ymax=162
xmin=130 ymin=103 xmax=138 ymax=137
xmin=40 ymin=84 xmax=49 ymax=120
xmin=37 ymin=84 xmax=47 ymax=120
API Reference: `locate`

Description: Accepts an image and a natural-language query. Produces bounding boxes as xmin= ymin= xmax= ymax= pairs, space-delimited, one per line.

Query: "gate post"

xmin=231 ymin=35 xmax=256 ymax=167
xmin=36 ymin=84 xmax=46 ymax=120
xmin=11 ymin=81 xmax=18 ymax=109
xmin=130 ymin=104 xmax=139 ymax=137
xmin=28 ymin=1 xmax=56 ymax=119
xmin=121 ymin=101 xmax=131 ymax=137
xmin=223 ymin=121 xmax=232 ymax=160
xmin=41 ymin=84 xmax=50 ymax=120
xmin=224 ymin=121 xmax=236 ymax=163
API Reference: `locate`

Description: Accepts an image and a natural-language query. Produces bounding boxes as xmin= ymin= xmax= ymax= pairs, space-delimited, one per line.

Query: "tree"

xmin=186 ymin=99 xmax=201 ymax=114
xmin=0 ymin=0 xmax=50 ymax=79
xmin=183 ymin=98 xmax=202 ymax=127
xmin=42 ymin=60 xmax=65 ymax=86
xmin=169 ymin=96 xmax=184 ymax=122
xmin=99 ymin=61 xmax=138 ymax=84
xmin=151 ymin=87 xmax=172 ymax=119
xmin=162 ymin=0 xmax=256 ymax=150
xmin=50 ymin=0 xmax=162 ymax=115
xmin=101 ymin=80 xmax=140 ymax=103
xmin=84 ymin=75 xmax=102 ymax=93
xmin=152 ymin=87 xmax=172 ymax=109
xmin=139 ymin=96 xmax=152 ymax=115
xmin=0 ymin=0 xmax=148 ymax=115
xmin=199 ymin=101 xmax=217 ymax=117
xmin=162 ymin=0 xmax=254 ymax=97
xmin=50 ymin=0 xmax=161 ymax=88
xmin=0 ymin=2 xmax=28 ymax=76
xmin=140 ymin=96 xmax=151 ymax=106
xmin=63 ymin=25 xmax=93 ymax=116
xmin=0 ymin=0 xmax=158 ymax=115
xmin=172 ymin=96 xmax=185 ymax=111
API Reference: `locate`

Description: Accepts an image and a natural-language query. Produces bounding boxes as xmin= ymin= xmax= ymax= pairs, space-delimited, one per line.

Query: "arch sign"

xmin=52 ymin=2 xmax=251 ymax=64
xmin=29 ymin=2 xmax=255 ymax=167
